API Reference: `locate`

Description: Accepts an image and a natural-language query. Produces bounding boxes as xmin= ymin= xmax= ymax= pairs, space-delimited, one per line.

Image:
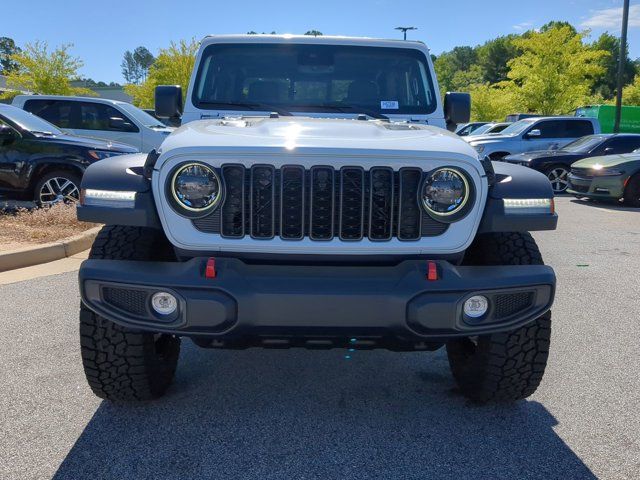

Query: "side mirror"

xmin=527 ymin=129 xmax=541 ymax=138
xmin=155 ymin=85 xmax=183 ymax=119
xmin=0 ymin=124 xmax=16 ymax=145
xmin=444 ymin=92 xmax=471 ymax=132
xmin=109 ymin=117 xmax=137 ymax=132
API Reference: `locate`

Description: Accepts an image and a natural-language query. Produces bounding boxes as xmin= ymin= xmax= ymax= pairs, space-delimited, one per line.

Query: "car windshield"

xmin=117 ymin=103 xmax=167 ymax=128
xmin=561 ymin=135 xmax=606 ymax=153
xmin=0 ymin=105 xmax=62 ymax=135
xmin=192 ymin=43 xmax=438 ymax=116
xmin=499 ymin=119 xmax=537 ymax=136
xmin=469 ymin=123 xmax=494 ymax=135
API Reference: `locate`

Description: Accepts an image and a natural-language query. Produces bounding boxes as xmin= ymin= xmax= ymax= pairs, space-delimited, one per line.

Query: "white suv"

xmin=12 ymin=95 xmax=174 ymax=152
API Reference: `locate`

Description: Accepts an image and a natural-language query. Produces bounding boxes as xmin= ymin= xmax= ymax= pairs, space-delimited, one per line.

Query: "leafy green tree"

xmin=434 ymin=46 xmax=478 ymax=93
xmin=121 ymin=46 xmax=155 ymax=84
xmin=0 ymin=37 xmax=20 ymax=73
xmin=539 ymin=21 xmax=577 ymax=34
xmin=1 ymin=41 xmax=95 ymax=97
xmin=125 ymin=39 xmax=198 ymax=108
xmin=470 ymin=83 xmax=516 ymax=121
xmin=505 ymin=26 xmax=608 ymax=114
xmin=476 ymin=35 xmax=520 ymax=84
xmin=622 ymin=75 xmax=640 ymax=105
xmin=304 ymin=30 xmax=323 ymax=36
xmin=591 ymin=33 xmax=637 ymax=100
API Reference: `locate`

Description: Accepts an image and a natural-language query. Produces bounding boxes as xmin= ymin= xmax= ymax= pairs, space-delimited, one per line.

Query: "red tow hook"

xmin=427 ymin=261 xmax=438 ymax=281
xmin=205 ymin=257 xmax=217 ymax=279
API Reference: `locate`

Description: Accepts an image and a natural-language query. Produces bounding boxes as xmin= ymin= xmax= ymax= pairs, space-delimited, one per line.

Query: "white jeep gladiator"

xmin=77 ymin=35 xmax=557 ymax=403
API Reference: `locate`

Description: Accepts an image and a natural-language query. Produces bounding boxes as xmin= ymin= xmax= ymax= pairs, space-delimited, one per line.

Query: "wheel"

xmin=623 ymin=174 xmax=640 ymax=207
xmin=447 ymin=232 xmax=552 ymax=403
xmin=80 ymin=226 xmax=180 ymax=401
xmin=544 ymin=165 xmax=569 ymax=194
xmin=33 ymin=170 xmax=81 ymax=206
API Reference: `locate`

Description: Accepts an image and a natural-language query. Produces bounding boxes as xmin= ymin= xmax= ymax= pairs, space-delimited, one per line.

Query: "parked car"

xmin=0 ymin=104 xmax=136 ymax=205
xmin=505 ymin=113 xmax=542 ymax=122
xmin=468 ymin=122 xmax=510 ymax=136
xmin=503 ymin=134 xmax=640 ymax=194
xmin=455 ymin=122 xmax=488 ymax=136
xmin=77 ymin=34 xmax=558 ymax=404
xmin=567 ymin=148 xmax=640 ymax=207
xmin=12 ymin=95 xmax=174 ymax=152
xmin=466 ymin=116 xmax=601 ymax=160
xmin=575 ymin=104 xmax=640 ymax=134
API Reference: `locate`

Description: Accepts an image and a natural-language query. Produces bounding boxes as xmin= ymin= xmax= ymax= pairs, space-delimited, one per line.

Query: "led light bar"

xmin=503 ymin=198 xmax=554 ymax=215
xmin=81 ymin=189 xmax=136 ymax=208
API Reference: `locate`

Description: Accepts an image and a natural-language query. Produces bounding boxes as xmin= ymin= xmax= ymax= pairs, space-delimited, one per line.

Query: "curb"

xmin=0 ymin=226 xmax=101 ymax=273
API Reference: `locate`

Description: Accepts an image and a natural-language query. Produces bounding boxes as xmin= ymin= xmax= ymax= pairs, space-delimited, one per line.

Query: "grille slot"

xmin=193 ymin=166 xmax=449 ymax=241
xmin=494 ymin=292 xmax=534 ymax=319
xmin=103 ymin=287 xmax=148 ymax=316
xmin=310 ymin=166 xmax=335 ymax=240
xmin=368 ymin=167 xmax=394 ymax=240
xmin=339 ymin=167 xmax=365 ymax=240
xmin=221 ymin=165 xmax=245 ymax=238
xmin=250 ymin=165 xmax=275 ymax=239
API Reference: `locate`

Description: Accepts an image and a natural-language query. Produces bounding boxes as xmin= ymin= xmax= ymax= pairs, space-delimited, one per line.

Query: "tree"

xmin=125 ymin=39 xmax=198 ymax=108
xmin=1 ymin=41 xmax=95 ymax=97
xmin=122 ymin=46 xmax=155 ymax=84
xmin=504 ymin=26 xmax=608 ymax=115
xmin=591 ymin=33 xmax=637 ymax=100
xmin=0 ymin=37 xmax=21 ymax=73
xmin=434 ymin=46 xmax=478 ymax=93
xmin=476 ymin=35 xmax=520 ymax=84
xmin=622 ymin=75 xmax=640 ymax=105
xmin=304 ymin=30 xmax=323 ymax=36
xmin=469 ymin=83 xmax=516 ymax=121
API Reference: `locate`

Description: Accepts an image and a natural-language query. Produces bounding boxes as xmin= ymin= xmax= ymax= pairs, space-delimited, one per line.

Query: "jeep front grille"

xmin=193 ymin=165 xmax=448 ymax=241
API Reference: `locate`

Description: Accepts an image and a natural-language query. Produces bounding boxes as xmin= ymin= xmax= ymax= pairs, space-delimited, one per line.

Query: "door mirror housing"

xmin=155 ymin=85 xmax=183 ymax=119
xmin=108 ymin=117 xmax=136 ymax=132
xmin=526 ymin=129 xmax=541 ymax=138
xmin=444 ymin=92 xmax=471 ymax=132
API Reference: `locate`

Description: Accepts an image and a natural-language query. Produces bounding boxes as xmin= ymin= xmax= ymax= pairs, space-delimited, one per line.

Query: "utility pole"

xmin=614 ymin=0 xmax=630 ymax=133
xmin=395 ymin=26 xmax=417 ymax=41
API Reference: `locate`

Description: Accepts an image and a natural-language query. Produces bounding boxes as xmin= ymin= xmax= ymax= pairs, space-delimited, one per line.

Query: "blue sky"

xmin=4 ymin=0 xmax=640 ymax=83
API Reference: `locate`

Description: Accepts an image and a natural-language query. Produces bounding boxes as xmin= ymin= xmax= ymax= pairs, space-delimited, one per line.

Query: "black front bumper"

xmin=79 ymin=258 xmax=555 ymax=349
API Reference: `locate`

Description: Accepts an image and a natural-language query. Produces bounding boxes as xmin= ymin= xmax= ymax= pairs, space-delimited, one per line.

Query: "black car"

xmin=0 ymin=104 xmax=137 ymax=205
xmin=503 ymin=134 xmax=640 ymax=194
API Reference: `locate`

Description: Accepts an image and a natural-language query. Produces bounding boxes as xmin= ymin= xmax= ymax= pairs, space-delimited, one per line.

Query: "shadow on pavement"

xmin=54 ymin=344 xmax=595 ymax=480
xmin=569 ymin=198 xmax=639 ymax=212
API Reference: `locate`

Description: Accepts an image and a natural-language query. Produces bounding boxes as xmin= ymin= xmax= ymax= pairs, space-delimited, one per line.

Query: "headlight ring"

xmin=167 ymin=162 xmax=223 ymax=218
xmin=420 ymin=167 xmax=474 ymax=222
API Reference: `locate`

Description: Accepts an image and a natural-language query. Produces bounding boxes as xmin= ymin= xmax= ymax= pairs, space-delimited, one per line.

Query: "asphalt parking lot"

xmin=1 ymin=197 xmax=639 ymax=479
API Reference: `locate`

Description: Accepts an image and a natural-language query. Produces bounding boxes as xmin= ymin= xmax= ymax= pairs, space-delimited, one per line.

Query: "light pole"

xmin=395 ymin=26 xmax=417 ymax=41
xmin=614 ymin=0 xmax=630 ymax=133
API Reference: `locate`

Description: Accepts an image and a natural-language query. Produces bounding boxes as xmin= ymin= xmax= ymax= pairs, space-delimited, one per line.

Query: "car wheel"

xmin=545 ymin=166 xmax=569 ymax=194
xmin=623 ymin=174 xmax=640 ymax=207
xmin=34 ymin=170 xmax=81 ymax=206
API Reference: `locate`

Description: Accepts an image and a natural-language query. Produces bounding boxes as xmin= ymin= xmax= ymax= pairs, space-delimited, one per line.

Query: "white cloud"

xmin=513 ymin=22 xmax=533 ymax=31
xmin=581 ymin=4 xmax=640 ymax=29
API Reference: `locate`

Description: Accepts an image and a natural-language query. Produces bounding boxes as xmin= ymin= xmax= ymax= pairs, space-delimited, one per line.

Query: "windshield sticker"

xmin=380 ymin=100 xmax=399 ymax=110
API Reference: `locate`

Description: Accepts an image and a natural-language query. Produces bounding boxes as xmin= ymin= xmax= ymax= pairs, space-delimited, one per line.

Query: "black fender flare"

xmin=76 ymin=153 xmax=161 ymax=228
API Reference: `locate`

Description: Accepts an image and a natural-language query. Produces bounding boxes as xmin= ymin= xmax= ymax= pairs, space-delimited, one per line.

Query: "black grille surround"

xmin=193 ymin=165 xmax=450 ymax=241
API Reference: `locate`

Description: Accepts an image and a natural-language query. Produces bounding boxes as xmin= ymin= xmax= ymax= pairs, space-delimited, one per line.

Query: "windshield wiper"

xmin=198 ymin=101 xmax=293 ymax=117
xmin=311 ymin=103 xmax=389 ymax=120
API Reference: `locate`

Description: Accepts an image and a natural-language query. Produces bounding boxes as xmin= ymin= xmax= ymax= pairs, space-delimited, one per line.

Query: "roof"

xmin=12 ymin=94 xmax=128 ymax=106
xmin=200 ymin=34 xmax=427 ymax=49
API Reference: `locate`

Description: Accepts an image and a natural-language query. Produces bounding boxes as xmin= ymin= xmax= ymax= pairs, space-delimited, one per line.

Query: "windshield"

xmin=193 ymin=43 xmax=437 ymax=116
xmin=469 ymin=123 xmax=494 ymax=135
xmin=561 ymin=135 xmax=606 ymax=153
xmin=499 ymin=119 xmax=537 ymax=136
xmin=118 ymin=103 xmax=167 ymax=128
xmin=0 ymin=106 xmax=62 ymax=135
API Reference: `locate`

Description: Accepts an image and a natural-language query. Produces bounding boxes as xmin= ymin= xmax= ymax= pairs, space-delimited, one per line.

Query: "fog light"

xmin=464 ymin=295 xmax=489 ymax=318
xmin=151 ymin=292 xmax=177 ymax=315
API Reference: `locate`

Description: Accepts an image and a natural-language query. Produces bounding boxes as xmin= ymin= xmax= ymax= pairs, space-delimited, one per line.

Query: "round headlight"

xmin=171 ymin=163 xmax=221 ymax=214
xmin=421 ymin=168 xmax=470 ymax=218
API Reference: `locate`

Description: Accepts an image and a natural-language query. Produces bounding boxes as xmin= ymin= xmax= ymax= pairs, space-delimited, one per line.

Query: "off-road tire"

xmin=623 ymin=174 xmax=640 ymax=207
xmin=447 ymin=232 xmax=551 ymax=403
xmin=80 ymin=226 xmax=180 ymax=401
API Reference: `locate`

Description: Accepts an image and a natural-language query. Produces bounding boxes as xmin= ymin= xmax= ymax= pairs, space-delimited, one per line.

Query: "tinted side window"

xmin=564 ymin=120 xmax=594 ymax=138
xmin=533 ymin=120 xmax=566 ymax=138
xmin=23 ymin=100 xmax=76 ymax=129
xmin=604 ymin=136 xmax=640 ymax=153
xmin=77 ymin=103 xmax=138 ymax=132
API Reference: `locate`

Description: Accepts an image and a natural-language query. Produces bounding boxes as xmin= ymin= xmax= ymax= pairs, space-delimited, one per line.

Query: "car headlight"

xmin=472 ymin=145 xmax=485 ymax=154
xmin=421 ymin=167 xmax=473 ymax=221
xmin=169 ymin=162 xmax=222 ymax=216
xmin=591 ymin=165 xmax=623 ymax=176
